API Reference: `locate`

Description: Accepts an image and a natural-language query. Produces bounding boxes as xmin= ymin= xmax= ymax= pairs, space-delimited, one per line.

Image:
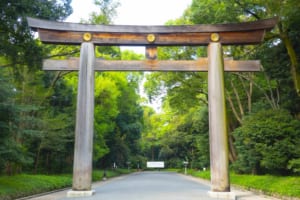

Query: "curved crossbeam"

xmin=27 ymin=17 xmax=277 ymax=46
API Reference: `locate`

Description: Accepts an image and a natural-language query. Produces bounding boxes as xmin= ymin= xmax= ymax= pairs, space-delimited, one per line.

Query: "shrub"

xmin=232 ymin=109 xmax=300 ymax=175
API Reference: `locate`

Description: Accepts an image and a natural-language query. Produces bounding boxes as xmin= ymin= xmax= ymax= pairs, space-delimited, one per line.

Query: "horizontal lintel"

xmin=37 ymin=29 xmax=266 ymax=46
xmin=43 ymin=58 xmax=261 ymax=72
xmin=27 ymin=17 xmax=277 ymax=46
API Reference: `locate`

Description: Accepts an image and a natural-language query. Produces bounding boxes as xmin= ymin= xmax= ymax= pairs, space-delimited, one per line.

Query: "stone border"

xmin=66 ymin=190 xmax=95 ymax=197
xmin=208 ymin=191 xmax=236 ymax=200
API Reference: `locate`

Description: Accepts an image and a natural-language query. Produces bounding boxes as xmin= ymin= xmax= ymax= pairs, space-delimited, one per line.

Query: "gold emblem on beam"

xmin=210 ymin=33 xmax=220 ymax=42
xmin=147 ymin=34 xmax=156 ymax=43
xmin=83 ymin=33 xmax=92 ymax=41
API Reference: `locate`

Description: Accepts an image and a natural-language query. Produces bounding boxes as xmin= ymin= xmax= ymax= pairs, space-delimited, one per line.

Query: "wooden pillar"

xmin=208 ymin=42 xmax=230 ymax=192
xmin=68 ymin=42 xmax=95 ymax=197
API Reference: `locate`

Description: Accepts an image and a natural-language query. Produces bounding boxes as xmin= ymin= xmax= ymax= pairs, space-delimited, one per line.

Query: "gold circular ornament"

xmin=83 ymin=33 xmax=92 ymax=41
xmin=210 ymin=33 xmax=220 ymax=42
xmin=147 ymin=34 xmax=156 ymax=43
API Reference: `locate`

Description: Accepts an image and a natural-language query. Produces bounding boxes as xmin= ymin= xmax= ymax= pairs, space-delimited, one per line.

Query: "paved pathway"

xmin=27 ymin=172 xmax=280 ymax=200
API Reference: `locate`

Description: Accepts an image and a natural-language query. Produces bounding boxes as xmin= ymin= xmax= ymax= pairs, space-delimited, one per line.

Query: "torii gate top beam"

xmin=27 ymin=17 xmax=277 ymax=46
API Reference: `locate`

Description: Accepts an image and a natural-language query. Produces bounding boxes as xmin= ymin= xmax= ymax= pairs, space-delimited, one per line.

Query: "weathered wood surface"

xmin=27 ymin=17 xmax=277 ymax=33
xmin=43 ymin=58 xmax=261 ymax=72
xmin=27 ymin=17 xmax=277 ymax=46
xmin=35 ymin=29 xmax=266 ymax=46
xmin=145 ymin=46 xmax=157 ymax=60
xmin=72 ymin=43 xmax=95 ymax=192
xmin=208 ymin=42 xmax=230 ymax=192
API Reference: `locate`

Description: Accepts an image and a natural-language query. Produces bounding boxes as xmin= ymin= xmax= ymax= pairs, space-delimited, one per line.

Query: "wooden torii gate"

xmin=27 ymin=17 xmax=276 ymax=199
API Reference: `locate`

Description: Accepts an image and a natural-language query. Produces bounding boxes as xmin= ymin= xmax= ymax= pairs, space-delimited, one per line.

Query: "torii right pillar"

xmin=207 ymin=36 xmax=235 ymax=199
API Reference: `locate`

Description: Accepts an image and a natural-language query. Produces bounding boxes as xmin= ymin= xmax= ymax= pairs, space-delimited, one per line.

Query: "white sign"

xmin=147 ymin=161 xmax=165 ymax=168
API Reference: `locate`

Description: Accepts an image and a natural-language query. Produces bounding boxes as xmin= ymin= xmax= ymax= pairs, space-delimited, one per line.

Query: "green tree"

xmin=98 ymin=72 xmax=144 ymax=168
xmin=158 ymin=105 xmax=210 ymax=169
xmin=0 ymin=68 xmax=25 ymax=175
xmin=187 ymin=0 xmax=300 ymax=96
xmin=0 ymin=0 xmax=74 ymax=174
xmin=143 ymin=0 xmax=300 ymax=174
xmin=93 ymin=73 xmax=121 ymax=162
xmin=232 ymin=109 xmax=300 ymax=175
xmin=0 ymin=0 xmax=72 ymax=70
xmin=140 ymin=107 xmax=164 ymax=161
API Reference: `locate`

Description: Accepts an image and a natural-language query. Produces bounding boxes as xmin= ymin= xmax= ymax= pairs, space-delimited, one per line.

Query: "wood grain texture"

xmin=43 ymin=58 xmax=261 ymax=72
xmin=145 ymin=46 xmax=157 ymax=60
xmin=72 ymin=43 xmax=95 ymax=191
xmin=27 ymin=17 xmax=277 ymax=46
xmin=36 ymin=29 xmax=265 ymax=46
xmin=27 ymin=17 xmax=277 ymax=33
xmin=208 ymin=42 xmax=230 ymax=192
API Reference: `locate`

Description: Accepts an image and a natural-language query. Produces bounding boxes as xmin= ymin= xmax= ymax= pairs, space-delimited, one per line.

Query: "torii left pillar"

xmin=67 ymin=42 xmax=95 ymax=197
xmin=207 ymin=41 xmax=235 ymax=199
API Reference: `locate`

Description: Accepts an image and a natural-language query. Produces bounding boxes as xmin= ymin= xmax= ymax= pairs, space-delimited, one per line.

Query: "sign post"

xmin=183 ymin=161 xmax=189 ymax=175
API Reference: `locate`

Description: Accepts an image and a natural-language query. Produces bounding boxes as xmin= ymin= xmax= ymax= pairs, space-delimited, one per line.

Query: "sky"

xmin=67 ymin=0 xmax=191 ymax=25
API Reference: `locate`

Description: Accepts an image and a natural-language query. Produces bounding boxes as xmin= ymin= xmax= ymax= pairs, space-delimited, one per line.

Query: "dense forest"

xmin=0 ymin=0 xmax=299 ymax=177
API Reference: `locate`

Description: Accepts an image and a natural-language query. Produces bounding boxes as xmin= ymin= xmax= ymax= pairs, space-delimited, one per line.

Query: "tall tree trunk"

xmin=279 ymin=22 xmax=300 ymax=96
xmin=226 ymin=91 xmax=242 ymax=124
xmin=5 ymin=162 xmax=12 ymax=176
xmin=151 ymin=145 xmax=154 ymax=160
xmin=46 ymin=152 xmax=50 ymax=174
xmin=228 ymin=134 xmax=237 ymax=162
xmin=283 ymin=35 xmax=300 ymax=95
xmin=34 ymin=143 xmax=42 ymax=174
xmin=238 ymin=73 xmax=253 ymax=113
xmin=231 ymin=80 xmax=244 ymax=117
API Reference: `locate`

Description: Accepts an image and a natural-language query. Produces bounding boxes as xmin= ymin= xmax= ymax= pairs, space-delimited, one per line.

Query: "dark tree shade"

xmin=0 ymin=0 xmax=72 ymax=70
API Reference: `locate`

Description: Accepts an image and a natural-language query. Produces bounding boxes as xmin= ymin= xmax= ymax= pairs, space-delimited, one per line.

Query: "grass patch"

xmin=230 ymin=173 xmax=300 ymax=198
xmin=92 ymin=169 xmax=133 ymax=181
xmin=184 ymin=169 xmax=300 ymax=198
xmin=0 ymin=174 xmax=72 ymax=200
xmin=0 ymin=169 xmax=132 ymax=200
xmin=162 ymin=168 xmax=181 ymax=172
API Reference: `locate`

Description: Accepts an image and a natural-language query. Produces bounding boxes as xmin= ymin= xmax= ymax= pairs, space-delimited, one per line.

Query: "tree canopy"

xmin=143 ymin=0 xmax=300 ymax=174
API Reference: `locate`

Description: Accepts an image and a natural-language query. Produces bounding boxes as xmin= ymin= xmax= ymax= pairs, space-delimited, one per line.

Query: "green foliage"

xmin=141 ymin=105 xmax=210 ymax=169
xmin=0 ymin=0 xmax=72 ymax=70
xmin=92 ymin=169 xmax=131 ymax=181
xmin=93 ymin=0 xmax=120 ymax=24
xmin=0 ymin=169 xmax=130 ymax=200
xmin=232 ymin=109 xmax=300 ymax=175
xmin=187 ymin=169 xmax=300 ymax=198
xmin=188 ymin=169 xmax=211 ymax=180
xmin=189 ymin=0 xmax=240 ymax=24
xmin=230 ymin=173 xmax=300 ymax=198
xmin=142 ymin=0 xmax=300 ymax=177
xmin=0 ymin=0 xmax=76 ymax=175
xmin=0 ymin=174 xmax=71 ymax=200
xmin=0 ymin=0 xmax=299 ymax=185
xmin=0 ymin=69 xmax=22 ymax=173
xmin=288 ymin=159 xmax=300 ymax=173
xmin=96 ymin=72 xmax=144 ymax=168
xmin=0 ymin=0 xmax=146 ymax=175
